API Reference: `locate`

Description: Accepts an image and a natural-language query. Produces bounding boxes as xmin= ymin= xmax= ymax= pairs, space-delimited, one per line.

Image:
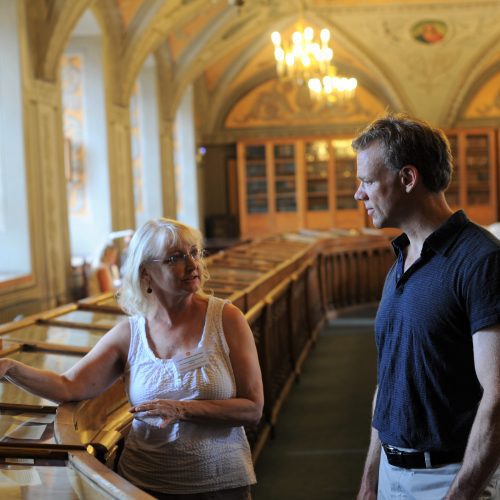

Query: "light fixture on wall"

xmin=271 ymin=24 xmax=357 ymax=104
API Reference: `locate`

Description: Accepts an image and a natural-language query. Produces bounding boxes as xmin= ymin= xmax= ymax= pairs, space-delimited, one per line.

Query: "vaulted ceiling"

xmin=30 ymin=0 xmax=500 ymax=137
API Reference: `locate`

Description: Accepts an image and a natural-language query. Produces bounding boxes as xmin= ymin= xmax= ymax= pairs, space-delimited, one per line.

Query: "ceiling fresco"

xmin=32 ymin=0 xmax=500 ymax=135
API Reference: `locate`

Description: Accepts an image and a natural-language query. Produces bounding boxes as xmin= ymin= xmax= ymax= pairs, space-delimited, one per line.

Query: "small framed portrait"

xmin=411 ymin=20 xmax=447 ymax=45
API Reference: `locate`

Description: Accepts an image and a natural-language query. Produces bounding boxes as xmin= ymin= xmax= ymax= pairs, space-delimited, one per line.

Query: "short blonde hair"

xmin=117 ymin=218 xmax=209 ymax=315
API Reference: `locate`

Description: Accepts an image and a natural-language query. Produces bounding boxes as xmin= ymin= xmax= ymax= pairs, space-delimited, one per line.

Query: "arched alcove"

xmin=130 ymin=54 xmax=164 ymax=227
xmin=61 ymin=9 xmax=113 ymax=266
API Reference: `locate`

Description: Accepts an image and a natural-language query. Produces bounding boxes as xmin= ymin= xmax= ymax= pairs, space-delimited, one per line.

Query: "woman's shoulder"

xmin=106 ymin=317 xmax=132 ymax=340
xmin=220 ymin=300 xmax=246 ymax=329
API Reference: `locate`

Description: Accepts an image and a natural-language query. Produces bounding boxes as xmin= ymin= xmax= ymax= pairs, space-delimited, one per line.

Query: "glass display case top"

xmin=42 ymin=310 xmax=126 ymax=331
xmin=0 ymin=324 xmax=103 ymax=351
xmin=0 ymin=408 xmax=57 ymax=446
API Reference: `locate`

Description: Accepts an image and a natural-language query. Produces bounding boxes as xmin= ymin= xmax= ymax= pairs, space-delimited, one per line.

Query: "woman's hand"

xmin=129 ymin=399 xmax=185 ymax=428
xmin=0 ymin=358 xmax=13 ymax=379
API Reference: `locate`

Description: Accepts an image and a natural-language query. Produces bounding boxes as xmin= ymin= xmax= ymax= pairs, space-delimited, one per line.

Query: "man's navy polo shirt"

xmin=373 ymin=210 xmax=500 ymax=453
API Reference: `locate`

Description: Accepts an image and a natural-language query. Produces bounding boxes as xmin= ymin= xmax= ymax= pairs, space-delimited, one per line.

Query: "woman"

xmin=87 ymin=243 xmax=121 ymax=295
xmin=0 ymin=218 xmax=263 ymax=499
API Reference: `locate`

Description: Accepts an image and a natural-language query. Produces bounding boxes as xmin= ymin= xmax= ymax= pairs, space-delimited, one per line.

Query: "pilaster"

xmin=24 ymin=79 xmax=71 ymax=308
xmin=159 ymin=118 xmax=177 ymax=218
xmin=107 ymin=104 xmax=136 ymax=230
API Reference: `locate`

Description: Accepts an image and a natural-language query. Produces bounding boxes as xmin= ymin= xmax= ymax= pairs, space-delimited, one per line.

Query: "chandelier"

xmin=271 ymin=25 xmax=357 ymax=103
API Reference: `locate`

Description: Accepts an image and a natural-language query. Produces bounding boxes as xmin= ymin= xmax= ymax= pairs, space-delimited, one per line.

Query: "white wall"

xmin=174 ymin=85 xmax=200 ymax=230
xmin=64 ymin=36 xmax=111 ymax=260
xmin=134 ymin=63 xmax=163 ymax=228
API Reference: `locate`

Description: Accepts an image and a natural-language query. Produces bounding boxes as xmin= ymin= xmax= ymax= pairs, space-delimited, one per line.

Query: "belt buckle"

xmin=384 ymin=444 xmax=404 ymax=456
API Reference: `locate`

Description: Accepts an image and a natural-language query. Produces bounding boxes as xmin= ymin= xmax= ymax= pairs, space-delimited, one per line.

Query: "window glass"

xmin=0 ymin=0 xmax=32 ymax=283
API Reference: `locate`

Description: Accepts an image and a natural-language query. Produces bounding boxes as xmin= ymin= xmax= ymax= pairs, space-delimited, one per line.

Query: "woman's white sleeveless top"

xmin=117 ymin=296 xmax=256 ymax=494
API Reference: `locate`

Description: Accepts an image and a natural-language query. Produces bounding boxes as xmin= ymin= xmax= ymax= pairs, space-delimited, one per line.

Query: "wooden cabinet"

xmin=446 ymin=129 xmax=498 ymax=225
xmin=304 ymin=140 xmax=333 ymax=229
xmin=238 ymin=138 xmax=364 ymax=237
xmin=237 ymin=129 xmax=498 ymax=238
xmin=331 ymin=139 xmax=364 ymax=228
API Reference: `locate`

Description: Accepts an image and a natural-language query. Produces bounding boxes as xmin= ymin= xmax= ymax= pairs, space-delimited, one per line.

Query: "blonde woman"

xmin=0 ymin=218 xmax=263 ymax=499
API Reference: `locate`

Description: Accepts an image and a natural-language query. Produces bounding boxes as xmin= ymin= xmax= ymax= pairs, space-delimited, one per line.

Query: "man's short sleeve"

xmin=465 ymin=250 xmax=500 ymax=334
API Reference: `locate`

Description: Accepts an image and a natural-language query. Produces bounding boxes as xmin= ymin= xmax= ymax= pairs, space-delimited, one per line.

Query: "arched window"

xmin=61 ymin=10 xmax=112 ymax=264
xmin=130 ymin=55 xmax=163 ymax=227
xmin=174 ymin=85 xmax=200 ymax=229
xmin=0 ymin=0 xmax=31 ymax=285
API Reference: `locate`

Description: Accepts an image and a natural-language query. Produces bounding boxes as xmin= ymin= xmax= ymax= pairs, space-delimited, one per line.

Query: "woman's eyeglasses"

xmin=150 ymin=248 xmax=205 ymax=266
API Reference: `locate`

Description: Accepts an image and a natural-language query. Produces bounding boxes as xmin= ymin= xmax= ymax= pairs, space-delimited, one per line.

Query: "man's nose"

xmin=354 ymin=184 xmax=365 ymax=201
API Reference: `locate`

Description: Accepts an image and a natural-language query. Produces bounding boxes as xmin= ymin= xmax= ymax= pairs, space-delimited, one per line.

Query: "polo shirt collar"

xmin=391 ymin=210 xmax=469 ymax=257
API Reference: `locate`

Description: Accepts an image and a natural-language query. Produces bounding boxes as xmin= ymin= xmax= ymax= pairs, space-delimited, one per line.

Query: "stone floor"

xmin=252 ymin=307 xmax=378 ymax=500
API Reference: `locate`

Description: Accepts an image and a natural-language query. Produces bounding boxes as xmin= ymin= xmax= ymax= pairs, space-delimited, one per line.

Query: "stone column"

xmin=107 ymin=104 xmax=136 ymax=231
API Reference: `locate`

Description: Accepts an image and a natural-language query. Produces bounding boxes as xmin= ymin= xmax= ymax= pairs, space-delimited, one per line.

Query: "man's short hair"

xmin=352 ymin=113 xmax=453 ymax=192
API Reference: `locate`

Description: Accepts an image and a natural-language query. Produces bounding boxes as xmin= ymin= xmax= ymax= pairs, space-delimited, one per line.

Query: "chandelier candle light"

xmin=271 ymin=25 xmax=357 ymax=103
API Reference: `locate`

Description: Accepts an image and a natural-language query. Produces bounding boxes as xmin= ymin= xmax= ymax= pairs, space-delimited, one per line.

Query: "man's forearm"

xmin=357 ymin=387 xmax=381 ymax=500
xmin=446 ymin=398 xmax=500 ymax=499
xmin=358 ymin=427 xmax=381 ymax=496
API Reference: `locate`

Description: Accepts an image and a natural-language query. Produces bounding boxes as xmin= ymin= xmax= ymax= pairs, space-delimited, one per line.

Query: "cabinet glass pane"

xmin=274 ymin=144 xmax=297 ymax=212
xmin=332 ymin=139 xmax=357 ymax=210
xmin=247 ymin=199 xmax=268 ymax=213
xmin=307 ymin=196 xmax=329 ymax=211
xmin=274 ymin=144 xmax=295 ymax=159
xmin=244 ymin=145 xmax=268 ymax=214
xmin=446 ymin=134 xmax=460 ymax=206
xmin=276 ymin=197 xmax=297 ymax=212
xmin=246 ymin=163 xmax=266 ymax=177
xmin=465 ymin=134 xmax=490 ymax=206
xmin=275 ymin=162 xmax=295 ymax=176
xmin=245 ymin=145 xmax=266 ymax=160
xmin=276 ymin=179 xmax=295 ymax=193
xmin=307 ymin=179 xmax=328 ymax=193
xmin=247 ymin=180 xmax=267 ymax=195
xmin=306 ymin=141 xmax=330 ymax=211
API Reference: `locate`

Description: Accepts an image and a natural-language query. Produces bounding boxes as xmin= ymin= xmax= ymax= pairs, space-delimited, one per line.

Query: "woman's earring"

xmin=147 ymin=280 xmax=152 ymax=294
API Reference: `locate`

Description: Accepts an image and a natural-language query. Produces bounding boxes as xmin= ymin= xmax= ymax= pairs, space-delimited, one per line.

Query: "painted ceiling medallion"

xmin=411 ymin=20 xmax=447 ymax=45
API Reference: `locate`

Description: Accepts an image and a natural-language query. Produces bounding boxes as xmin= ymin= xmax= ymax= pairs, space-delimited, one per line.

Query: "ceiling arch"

xmin=30 ymin=0 xmax=92 ymax=80
xmin=443 ymin=31 xmax=500 ymax=126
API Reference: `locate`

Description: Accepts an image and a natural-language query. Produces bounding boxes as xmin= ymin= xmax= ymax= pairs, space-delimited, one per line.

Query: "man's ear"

xmin=399 ymin=165 xmax=419 ymax=193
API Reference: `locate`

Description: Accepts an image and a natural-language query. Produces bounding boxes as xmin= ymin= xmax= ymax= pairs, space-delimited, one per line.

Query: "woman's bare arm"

xmin=0 ymin=320 xmax=130 ymax=403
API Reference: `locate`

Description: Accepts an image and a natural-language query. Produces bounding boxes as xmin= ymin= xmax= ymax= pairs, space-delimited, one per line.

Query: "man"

xmin=352 ymin=113 xmax=500 ymax=499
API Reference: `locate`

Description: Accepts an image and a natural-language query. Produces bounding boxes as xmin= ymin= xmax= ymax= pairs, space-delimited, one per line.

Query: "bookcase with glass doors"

xmin=445 ymin=129 xmax=498 ymax=225
xmin=237 ymin=129 xmax=498 ymax=238
xmin=237 ymin=138 xmax=364 ymax=238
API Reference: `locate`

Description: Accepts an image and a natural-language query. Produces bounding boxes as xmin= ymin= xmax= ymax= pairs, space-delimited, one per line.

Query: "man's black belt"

xmin=383 ymin=444 xmax=463 ymax=469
